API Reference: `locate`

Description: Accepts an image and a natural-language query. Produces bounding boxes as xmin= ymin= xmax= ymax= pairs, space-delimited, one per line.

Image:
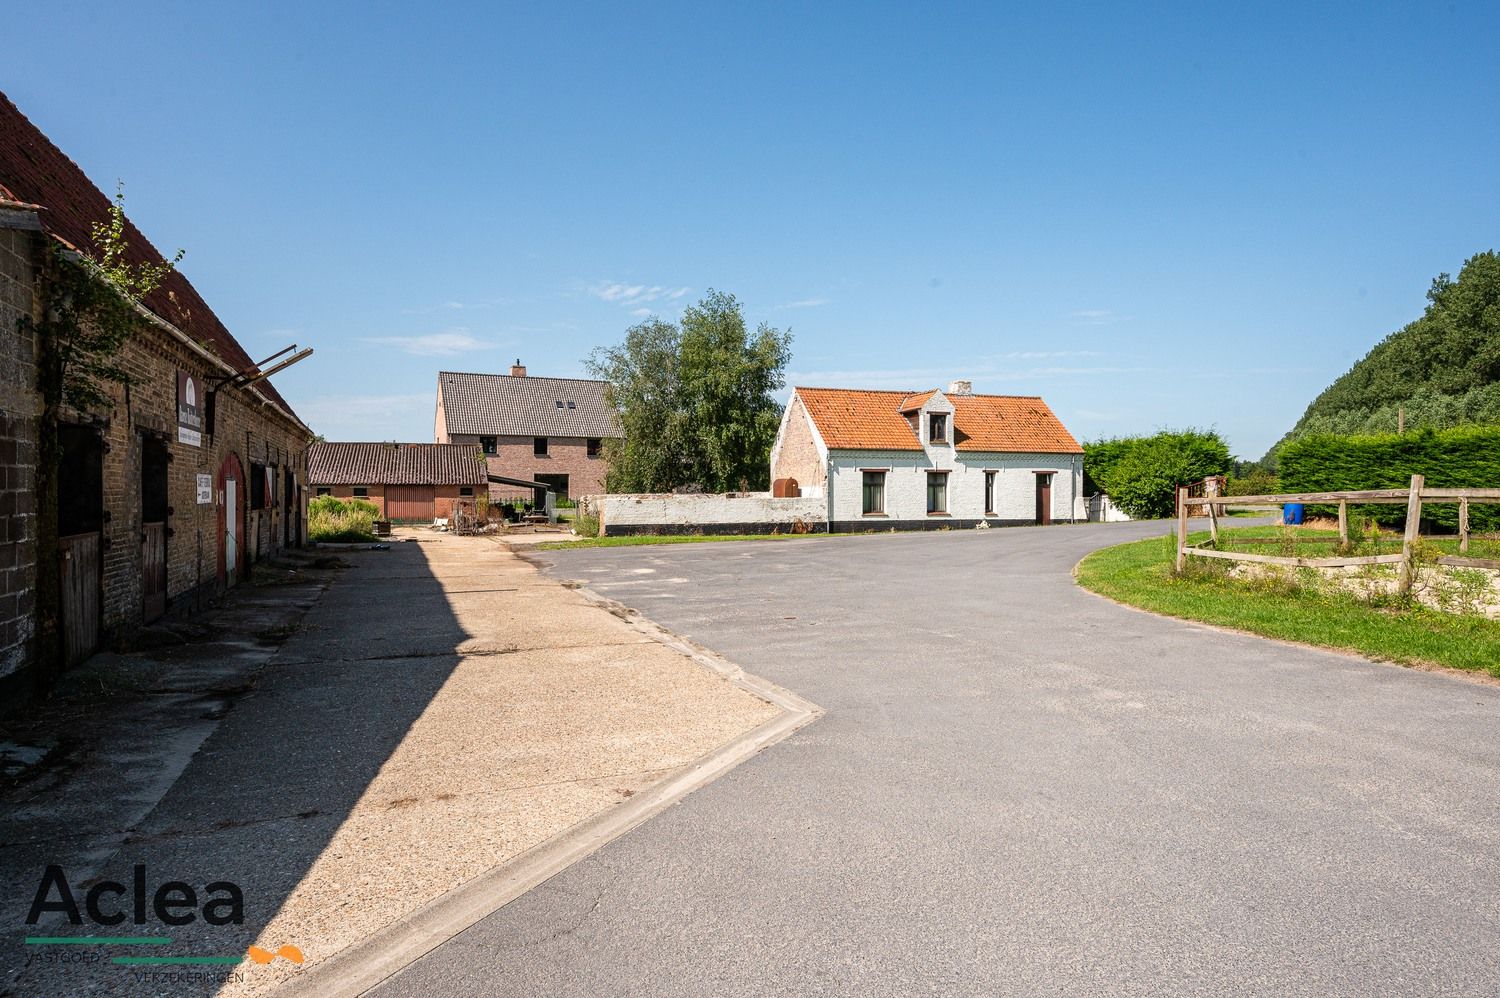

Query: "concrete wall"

xmin=585 ymin=493 xmax=826 ymax=536
xmin=827 ymin=449 xmax=1084 ymax=530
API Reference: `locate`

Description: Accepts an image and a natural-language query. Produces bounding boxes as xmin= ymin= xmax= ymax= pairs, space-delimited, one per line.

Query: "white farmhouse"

xmin=770 ymin=381 xmax=1084 ymax=530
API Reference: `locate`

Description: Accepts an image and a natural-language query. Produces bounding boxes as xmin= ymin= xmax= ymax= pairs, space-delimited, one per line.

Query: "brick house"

xmin=0 ymin=93 xmax=314 ymax=703
xmin=307 ymin=443 xmax=488 ymax=522
xmin=770 ymin=382 xmax=1084 ymax=531
xmin=433 ymin=362 xmax=620 ymax=500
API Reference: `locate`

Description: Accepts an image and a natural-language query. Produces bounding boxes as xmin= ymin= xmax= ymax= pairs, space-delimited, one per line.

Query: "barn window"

xmin=353 ymin=486 xmax=369 ymax=499
xmin=480 ymin=435 xmax=497 ymax=455
xmin=533 ymin=437 xmax=548 ymax=456
xmin=315 ymin=487 xmax=331 ymax=497
xmin=926 ymin=472 xmax=948 ymax=514
xmin=862 ymin=472 xmax=885 ymax=515
xmin=250 ymin=463 xmax=268 ymax=510
xmin=459 ymin=486 xmax=474 ymax=497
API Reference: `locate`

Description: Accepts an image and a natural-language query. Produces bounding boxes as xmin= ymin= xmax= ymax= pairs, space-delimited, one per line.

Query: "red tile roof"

xmin=795 ymin=387 xmax=1082 ymax=454
xmin=308 ymin=443 xmax=488 ymax=486
xmin=0 ymin=91 xmax=298 ymax=416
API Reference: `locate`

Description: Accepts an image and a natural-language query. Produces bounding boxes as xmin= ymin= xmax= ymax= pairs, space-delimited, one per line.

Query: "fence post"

xmin=1175 ymin=485 xmax=1188 ymax=572
xmin=1397 ymin=474 xmax=1424 ymax=596
xmin=1337 ymin=500 xmax=1348 ymax=547
xmin=1207 ymin=493 xmax=1219 ymax=544
xmin=1460 ymin=497 xmax=1470 ymax=554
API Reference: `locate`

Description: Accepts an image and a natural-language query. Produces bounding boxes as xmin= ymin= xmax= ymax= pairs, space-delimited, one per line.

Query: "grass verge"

xmin=1075 ymin=528 xmax=1500 ymax=678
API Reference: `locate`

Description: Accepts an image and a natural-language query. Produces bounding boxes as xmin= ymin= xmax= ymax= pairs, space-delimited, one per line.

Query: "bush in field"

xmin=1228 ymin=470 xmax=1280 ymax=496
xmin=309 ymin=495 xmax=379 ymax=542
xmin=1083 ymin=429 xmax=1231 ymax=519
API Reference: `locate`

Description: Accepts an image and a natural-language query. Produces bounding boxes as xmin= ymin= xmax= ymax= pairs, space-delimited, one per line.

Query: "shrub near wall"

xmin=1279 ymin=426 xmax=1500 ymax=531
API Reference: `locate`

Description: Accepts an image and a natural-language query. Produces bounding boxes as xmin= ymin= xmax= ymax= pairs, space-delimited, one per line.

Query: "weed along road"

xmin=381 ymin=521 xmax=1500 ymax=997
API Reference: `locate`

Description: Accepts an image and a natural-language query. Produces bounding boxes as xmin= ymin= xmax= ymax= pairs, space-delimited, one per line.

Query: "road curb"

xmin=278 ymin=582 xmax=820 ymax=997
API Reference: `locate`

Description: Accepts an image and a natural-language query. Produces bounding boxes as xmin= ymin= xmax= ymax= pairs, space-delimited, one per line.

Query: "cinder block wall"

xmin=0 ymin=226 xmax=40 ymax=685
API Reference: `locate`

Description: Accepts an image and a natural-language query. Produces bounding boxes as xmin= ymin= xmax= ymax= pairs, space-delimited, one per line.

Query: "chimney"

xmin=510 ymin=358 xmax=527 ymax=378
xmin=947 ymin=379 xmax=972 ymax=396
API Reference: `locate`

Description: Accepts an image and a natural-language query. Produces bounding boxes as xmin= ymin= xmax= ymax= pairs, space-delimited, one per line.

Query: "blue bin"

xmin=1283 ymin=503 xmax=1305 ymax=525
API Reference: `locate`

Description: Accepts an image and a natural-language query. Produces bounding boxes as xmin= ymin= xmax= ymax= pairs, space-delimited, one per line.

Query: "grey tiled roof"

xmin=438 ymin=371 xmax=621 ymax=438
xmin=308 ymin=443 xmax=488 ymax=485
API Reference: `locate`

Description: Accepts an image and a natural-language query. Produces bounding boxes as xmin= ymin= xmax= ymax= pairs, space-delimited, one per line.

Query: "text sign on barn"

xmin=177 ymin=370 xmax=203 ymax=447
xmin=196 ymin=474 xmax=213 ymax=505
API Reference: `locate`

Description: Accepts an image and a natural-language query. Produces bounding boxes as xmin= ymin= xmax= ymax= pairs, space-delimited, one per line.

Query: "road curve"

xmin=378 ymin=520 xmax=1500 ymax=997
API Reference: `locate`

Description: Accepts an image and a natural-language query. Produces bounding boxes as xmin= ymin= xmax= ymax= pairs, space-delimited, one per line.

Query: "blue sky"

xmin=6 ymin=2 xmax=1497 ymax=458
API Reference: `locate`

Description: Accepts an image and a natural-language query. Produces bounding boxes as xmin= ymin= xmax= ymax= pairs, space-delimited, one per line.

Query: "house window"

xmin=984 ymin=471 xmax=996 ymax=515
xmin=353 ymin=486 xmax=369 ymax=499
xmin=926 ymin=472 xmax=948 ymax=514
xmin=480 ymin=435 xmax=497 ymax=455
xmin=534 ymin=436 xmax=548 ymax=456
xmin=929 ymin=413 xmax=947 ymax=444
xmin=862 ymin=471 xmax=885 ymax=515
xmin=315 ymin=486 xmax=331 ymax=497
xmin=587 ymin=438 xmax=602 ymax=458
xmin=459 ymin=486 xmax=474 ymax=498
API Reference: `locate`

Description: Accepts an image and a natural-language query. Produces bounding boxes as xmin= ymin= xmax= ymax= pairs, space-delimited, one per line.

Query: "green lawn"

xmin=534 ymin=532 xmax=835 ymax=550
xmin=1074 ymin=527 xmax=1500 ymax=678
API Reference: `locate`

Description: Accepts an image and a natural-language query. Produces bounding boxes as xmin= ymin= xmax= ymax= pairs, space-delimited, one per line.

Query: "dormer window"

xmin=929 ymin=413 xmax=948 ymax=444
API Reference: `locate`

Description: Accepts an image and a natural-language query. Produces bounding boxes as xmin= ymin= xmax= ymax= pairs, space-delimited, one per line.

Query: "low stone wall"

xmin=580 ymin=493 xmax=827 ymax=536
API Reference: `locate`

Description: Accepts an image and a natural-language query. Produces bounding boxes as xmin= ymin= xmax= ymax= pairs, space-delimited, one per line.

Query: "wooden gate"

xmin=60 ymin=532 xmax=101 ymax=667
xmin=385 ymin=485 xmax=436 ymax=521
xmin=142 ymin=522 xmax=167 ymax=622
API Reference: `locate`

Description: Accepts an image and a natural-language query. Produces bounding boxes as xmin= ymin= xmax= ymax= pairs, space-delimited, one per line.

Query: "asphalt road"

xmin=379 ymin=520 xmax=1500 ymax=997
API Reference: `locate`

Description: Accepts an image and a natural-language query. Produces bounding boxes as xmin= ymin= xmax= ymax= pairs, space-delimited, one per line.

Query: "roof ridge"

xmin=438 ymin=370 xmax=607 ymax=384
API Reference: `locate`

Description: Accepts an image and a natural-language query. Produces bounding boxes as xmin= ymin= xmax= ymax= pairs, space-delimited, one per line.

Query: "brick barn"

xmin=308 ymin=443 xmax=489 ymax=522
xmin=433 ymin=361 xmax=620 ymax=500
xmin=0 ymin=93 xmax=315 ymax=704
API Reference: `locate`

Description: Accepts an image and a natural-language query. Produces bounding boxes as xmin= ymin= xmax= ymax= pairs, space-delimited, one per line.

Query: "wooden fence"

xmin=1176 ymin=474 xmax=1500 ymax=594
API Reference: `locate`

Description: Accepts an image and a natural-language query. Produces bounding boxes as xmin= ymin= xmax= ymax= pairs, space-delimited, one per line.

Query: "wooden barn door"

xmin=58 ymin=426 xmax=104 ymax=667
xmin=141 ymin=436 xmax=169 ymax=623
xmin=385 ymin=485 xmax=435 ymax=521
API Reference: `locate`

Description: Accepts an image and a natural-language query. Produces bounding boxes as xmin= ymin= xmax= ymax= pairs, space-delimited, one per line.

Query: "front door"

xmin=225 ymin=477 xmax=238 ymax=583
xmin=1034 ymin=473 xmax=1053 ymax=526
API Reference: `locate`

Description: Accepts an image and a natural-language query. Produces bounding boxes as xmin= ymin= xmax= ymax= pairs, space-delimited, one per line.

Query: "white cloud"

xmin=777 ymin=297 xmax=831 ymax=310
xmin=629 ymin=307 xmax=653 ymax=318
xmin=1070 ymin=309 xmax=1129 ymax=325
xmin=292 ymin=393 xmax=432 ymax=441
xmin=400 ymin=297 xmax=509 ymax=315
xmin=588 ymin=281 xmax=691 ymax=306
xmin=364 ymin=329 xmax=496 ymax=356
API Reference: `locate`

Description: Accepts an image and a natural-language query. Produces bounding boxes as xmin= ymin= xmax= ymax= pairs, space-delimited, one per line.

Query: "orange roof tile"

xmin=795 ymin=387 xmax=1081 ymax=454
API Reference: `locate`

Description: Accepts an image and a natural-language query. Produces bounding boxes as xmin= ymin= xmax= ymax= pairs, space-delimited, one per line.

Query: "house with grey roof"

xmin=434 ymin=360 xmax=620 ymax=499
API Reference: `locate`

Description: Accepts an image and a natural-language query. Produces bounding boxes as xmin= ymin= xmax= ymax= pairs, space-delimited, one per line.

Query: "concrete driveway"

xmin=380 ymin=521 xmax=1500 ymax=997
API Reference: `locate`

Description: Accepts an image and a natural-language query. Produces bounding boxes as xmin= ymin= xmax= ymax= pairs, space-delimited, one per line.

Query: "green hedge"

xmin=1279 ymin=426 xmax=1500 ymax=531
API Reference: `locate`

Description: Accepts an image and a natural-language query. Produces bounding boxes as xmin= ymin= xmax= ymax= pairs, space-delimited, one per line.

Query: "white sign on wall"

xmin=196 ymin=473 xmax=213 ymax=505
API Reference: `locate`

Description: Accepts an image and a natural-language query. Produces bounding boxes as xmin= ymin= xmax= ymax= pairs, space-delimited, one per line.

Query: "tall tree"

xmin=588 ymin=290 xmax=792 ymax=493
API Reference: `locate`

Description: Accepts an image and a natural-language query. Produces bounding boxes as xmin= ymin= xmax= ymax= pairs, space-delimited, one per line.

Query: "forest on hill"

xmin=1266 ymin=251 xmax=1500 ymax=465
